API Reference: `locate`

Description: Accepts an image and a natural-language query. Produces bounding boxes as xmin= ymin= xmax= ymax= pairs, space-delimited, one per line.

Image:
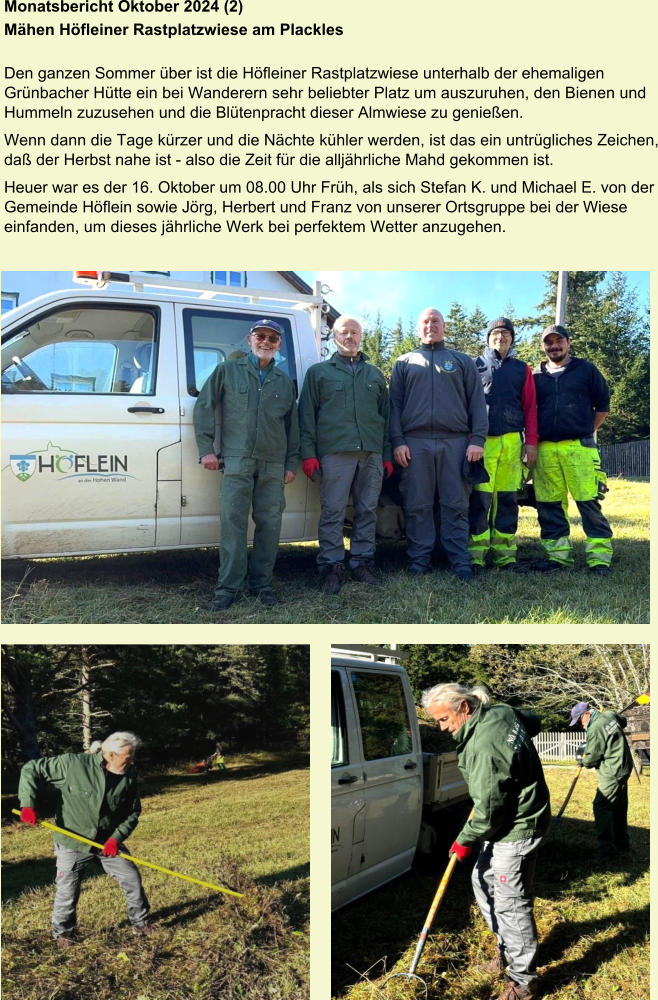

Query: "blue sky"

xmin=297 ymin=271 xmax=650 ymax=332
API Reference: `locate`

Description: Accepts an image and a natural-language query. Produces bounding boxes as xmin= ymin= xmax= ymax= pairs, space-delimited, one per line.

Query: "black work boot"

xmin=351 ymin=561 xmax=378 ymax=585
xmin=255 ymin=587 xmax=279 ymax=606
xmin=210 ymin=591 xmax=237 ymax=611
xmin=320 ymin=564 xmax=345 ymax=595
xmin=533 ymin=559 xmax=566 ymax=572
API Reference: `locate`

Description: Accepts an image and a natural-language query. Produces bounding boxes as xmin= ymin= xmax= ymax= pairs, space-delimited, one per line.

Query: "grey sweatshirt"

xmin=389 ymin=341 xmax=488 ymax=448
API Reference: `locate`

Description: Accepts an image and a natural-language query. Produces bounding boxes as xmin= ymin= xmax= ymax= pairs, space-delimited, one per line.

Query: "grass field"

xmin=332 ymin=766 xmax=649 ymax=1000
xmin=2 ymin=752 xmax=309 ymax=1000
xmin=1 ymin=478 xmax=648 ymax=624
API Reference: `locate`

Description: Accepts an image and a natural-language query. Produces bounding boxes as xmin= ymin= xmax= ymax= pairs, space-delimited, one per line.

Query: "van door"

xmin=331 ymin=664 xmax=423 ymax=908
xmin=176 ymin=303 xmax=311 ymax=547
xmin=348 ymin=667 xmax=423 ymax=875
xmin=1 ymin=297 xmax=182 ymax=557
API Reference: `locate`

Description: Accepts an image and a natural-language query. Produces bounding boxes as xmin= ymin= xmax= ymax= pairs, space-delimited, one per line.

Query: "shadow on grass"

xmin=332 ymin=864 xmax=477 ymax=996
xmin=539 ymin=905 xmax=649 ymax=989
xmin=1 ymin=853 xmax=104 ymax=903
xmin=332 ymin=815 xmax=649 ymax=998
xmin=144 ymin=891 xmax=226 ymax=930
xmin=537 ymin=816 xmax=649 ymax=901
xmin=1 ymin=855 xmax=56 ymax=902
xmin=256 ymin=862 xmax=310 ymax=887
xmin=2 ymin=529 xmax=649 ymax=624
xmin=138 ymin=752 xmax=309 ymax=800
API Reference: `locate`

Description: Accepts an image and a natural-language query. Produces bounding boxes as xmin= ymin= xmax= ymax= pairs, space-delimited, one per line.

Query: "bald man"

xmin=390 ymin=308 xmax=488 ymax=581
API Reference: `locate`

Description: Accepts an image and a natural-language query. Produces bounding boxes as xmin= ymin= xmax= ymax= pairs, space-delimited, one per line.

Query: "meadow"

xmin=2 ymin=752 xmax=309 ymax=1000
xmin=332 ymin=765 xmax=649 ymax=1000
xmin=1 ymin=478 xmax=649 ymax=624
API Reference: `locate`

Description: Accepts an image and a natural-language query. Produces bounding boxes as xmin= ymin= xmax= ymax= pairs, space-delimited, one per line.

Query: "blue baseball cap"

xmin=569 ymin=701 xmax=590 ymax=726
xmin=250 ymin=319 xmax=284 ymax=338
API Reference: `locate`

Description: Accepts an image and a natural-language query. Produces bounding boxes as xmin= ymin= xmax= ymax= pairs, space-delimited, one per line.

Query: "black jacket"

xmin=533 ymin=357 xmax=609 ymax=441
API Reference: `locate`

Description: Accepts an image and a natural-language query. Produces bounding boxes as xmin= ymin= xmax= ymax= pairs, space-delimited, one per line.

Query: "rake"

xmin=387 ymin=809 xmax=475 ymax=995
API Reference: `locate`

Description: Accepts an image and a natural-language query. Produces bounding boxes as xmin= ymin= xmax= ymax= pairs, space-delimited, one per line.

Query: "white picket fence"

xmin=533 ymin=732 xmax=583 ymax=761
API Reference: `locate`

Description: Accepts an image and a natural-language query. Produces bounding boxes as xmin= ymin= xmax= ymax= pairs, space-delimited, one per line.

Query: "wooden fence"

xmin=599 ymin=439 xmax=649 ymax=478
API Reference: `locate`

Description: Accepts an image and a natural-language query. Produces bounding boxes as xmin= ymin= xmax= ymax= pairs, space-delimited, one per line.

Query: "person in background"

xmin=569 ymin=700 xmax=632 ymax=860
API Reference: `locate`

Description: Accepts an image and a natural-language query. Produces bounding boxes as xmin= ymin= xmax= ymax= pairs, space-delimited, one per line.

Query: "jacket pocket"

xmin=66 ymin=784 xmax=92 ymax=798
xmin=328 ymin=383 xmax=346 ymax=405
xmin=263 ymin=387 xmax=291 ymax=418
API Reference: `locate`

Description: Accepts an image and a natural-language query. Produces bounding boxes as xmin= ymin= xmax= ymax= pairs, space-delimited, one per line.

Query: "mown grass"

xmin=332 ymin=766 xmax=649 ymax=1000
xmin=2 ymin=751 xmax=309 ymax=1000
xmin=1 ymin=478 xmax=648 ymax=624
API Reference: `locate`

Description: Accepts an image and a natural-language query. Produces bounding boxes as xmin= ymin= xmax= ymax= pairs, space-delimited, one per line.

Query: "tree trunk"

xmin=81 ymin=648 xmax=91 ymax=750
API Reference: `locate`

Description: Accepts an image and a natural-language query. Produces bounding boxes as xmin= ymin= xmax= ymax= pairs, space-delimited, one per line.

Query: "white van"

xmin=331 ymin=655 xmax=469 ymax=910
xmin=1 ymin=271 xmax=338 ymax=559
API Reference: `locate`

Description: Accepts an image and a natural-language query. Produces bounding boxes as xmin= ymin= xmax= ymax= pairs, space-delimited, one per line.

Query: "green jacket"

xmin=582 ymin=709 xmax=633 ymax=790
xmin=453 ymin=704 xmax=551 ymax=847
xmin=18 ymin=751 xmax=141 ymax=852
xmin=298 ymin=353 xmax=392 ymax=461
xmin=193 ymin=356 xmax=300 ymax=471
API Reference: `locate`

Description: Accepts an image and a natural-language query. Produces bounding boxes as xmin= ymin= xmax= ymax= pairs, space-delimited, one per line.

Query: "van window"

xmin=331 ymin=671 xmax=349 ymax=767
xmin=351 ymin=671 xmax=414 ymax=761
xmin=183 ymin=308 xmax=296 ymax=395
xmin=1 ymin=305 xmax=158 ymax=395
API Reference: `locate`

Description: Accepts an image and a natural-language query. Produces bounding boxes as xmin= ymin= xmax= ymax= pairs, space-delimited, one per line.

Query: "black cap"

xmin=542 ymin=324 xmax=569 ymax=342
xmin=462 ymin=456 xmax=490 ymax=486
xmin=250 ymin=318 xmax=284 ymax=338
xmin=486 ymin=316 xmax=515 ymax=342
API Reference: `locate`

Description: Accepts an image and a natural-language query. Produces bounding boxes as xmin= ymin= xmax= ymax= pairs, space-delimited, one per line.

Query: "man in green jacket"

xmin=423 ymin=683 xmax=551 ymax=1000
xmin=18 ymin=732 xmax=152 ymax=947
xmin=569 ymin=701 xmax=633 ymax=858
xmin=194 ymin=319 xmax=300 ymax=610
xmin=298 ymin=315 xmax=392 ymax=594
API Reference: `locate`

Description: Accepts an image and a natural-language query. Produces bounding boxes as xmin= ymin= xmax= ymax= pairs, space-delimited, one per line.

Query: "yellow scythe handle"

xmin=11 ymin=809 xmax=243 ymax=898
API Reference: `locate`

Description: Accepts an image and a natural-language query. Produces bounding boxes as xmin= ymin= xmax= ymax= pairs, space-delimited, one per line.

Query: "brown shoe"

xmin=55 ymin=935 xmax=76 ymax=949
xmin=320 ymin=565 xmax=345 ymax=595
xmin=133 ymin=920 xmax=158 ymax=937
xmin=475 ymin=947 xmax=504 ymax=975
xmin=351 ymin=561 xmax=378 ymax=585
xmin=499 ymin=979 xmax=536 ymax=1000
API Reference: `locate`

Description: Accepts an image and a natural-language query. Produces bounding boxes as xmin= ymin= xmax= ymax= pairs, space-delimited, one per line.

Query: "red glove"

xmin=302 ymin=458 xmax=321 ymax=480
xmin=20 ymin=807 xmax=39 ymax=825
xmin=449 ymin=840 xmax=472 ymax=862
xmin=102 ymin=837 xmax=120 ymax=857
xmin=383 ymin=461 xmax=394 ymax=479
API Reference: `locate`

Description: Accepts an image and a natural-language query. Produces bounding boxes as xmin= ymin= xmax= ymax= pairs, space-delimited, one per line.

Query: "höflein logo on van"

xmin=8 ymin=443 xmax=131 ymax=482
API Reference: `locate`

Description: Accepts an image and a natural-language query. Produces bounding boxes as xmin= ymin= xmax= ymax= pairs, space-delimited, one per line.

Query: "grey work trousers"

xmin=52 ymin=843 xmax=150 ymax=938
xmin=317 ymin=451 xmax=383 ymax=568
xmin=399 ymin=436 xmax=470 ymax=571
xmin=471 ymin=835 xmax=544 ymax=990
